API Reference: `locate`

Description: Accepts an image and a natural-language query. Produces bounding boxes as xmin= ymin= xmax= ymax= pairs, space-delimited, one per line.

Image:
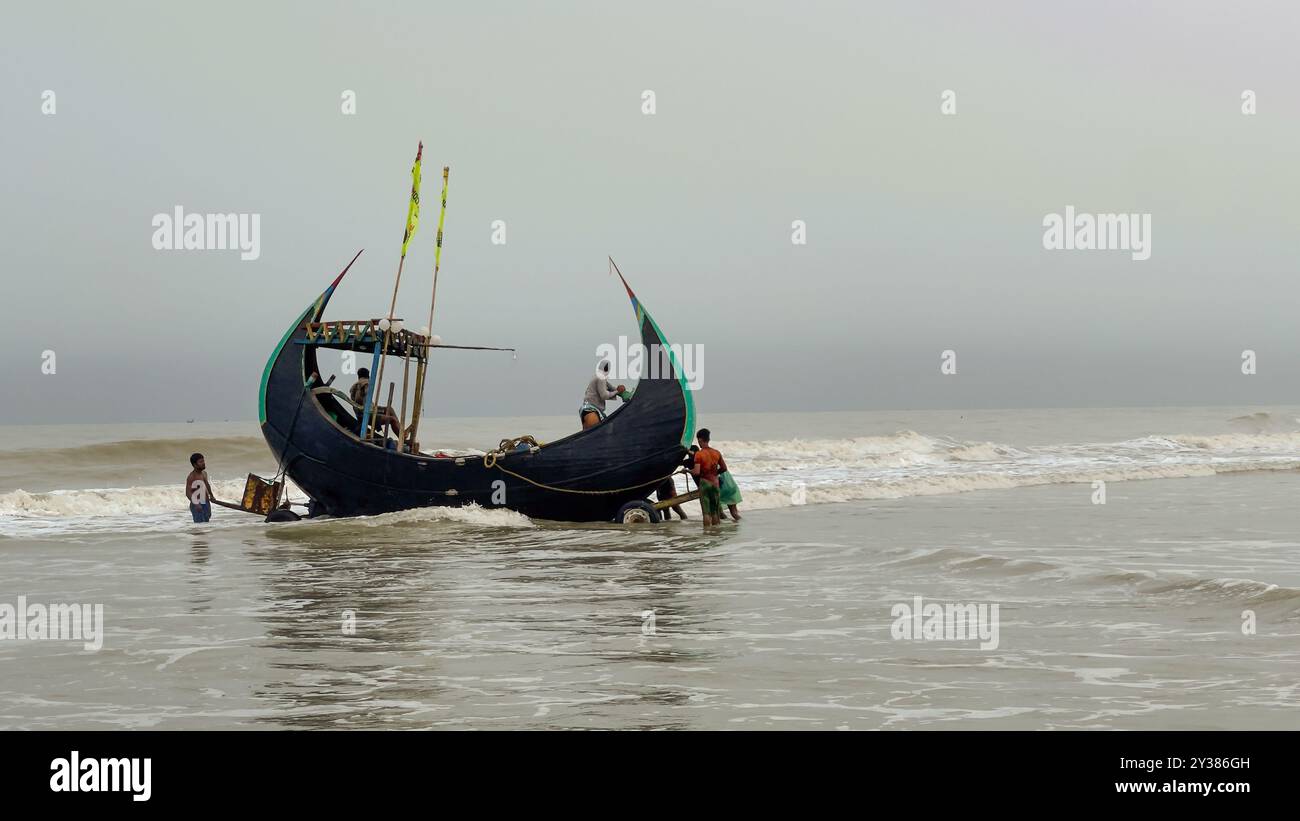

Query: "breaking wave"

xmin=872 ymin=545 xmax=1300 ymax=615
xmin=709 ymin=429 xmax=1300 ymax=510
xmin=4 ymin=428 xmax=1300 ymax=535
xmin=0 ymin=479 xmax=251 ymax=519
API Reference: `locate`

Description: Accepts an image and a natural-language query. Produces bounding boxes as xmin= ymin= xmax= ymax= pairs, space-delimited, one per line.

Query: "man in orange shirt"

xmin=690 ymin=429 xmax=727 ymax=528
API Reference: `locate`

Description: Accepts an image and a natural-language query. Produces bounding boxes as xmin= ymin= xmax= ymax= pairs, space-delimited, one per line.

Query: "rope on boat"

xmin=482 ymin=436 xmax=542 ymax=468
xmin=482 ymin=436 xmax=686 ymax=495
xmin=490 ymin=464 xmax=686 ymax=495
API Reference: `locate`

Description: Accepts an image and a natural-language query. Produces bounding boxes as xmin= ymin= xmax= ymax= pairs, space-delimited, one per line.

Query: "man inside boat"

xmin=580 ymin=360 xmax=627 ymax=429
xmin=350 ymin=367 xmax=400 ymax=438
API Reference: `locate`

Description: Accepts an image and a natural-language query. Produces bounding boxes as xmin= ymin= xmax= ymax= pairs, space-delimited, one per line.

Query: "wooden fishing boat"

xmin=257 ymin=253 xmax=697 ymax=522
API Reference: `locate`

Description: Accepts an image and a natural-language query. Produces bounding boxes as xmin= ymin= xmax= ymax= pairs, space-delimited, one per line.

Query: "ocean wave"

xmin=0 ymin=479 xmax=534 ymax=535
xmin=1104 ymin=573 xmax=1300 ymax=614
xmin=0 ymin=479 xmax=252 ymax=518
xmin=3 ymin=435 xmax=267 ymax=463
xmin=875 ymin=547 xmax=1300 ymax=614
xmin=5 ymin=428 xmax=1300 ymax=530
xmin=726 ymin=461 xmax=1299 ymax=511
xmin=1227 ymin=411 xmax=1300 ymax=433
xmin=717 ymin=431 xmax=943 ymax=463
xmin=0 ymin=435 xmax=277 ymax=496
xmin=1167 ymin=432 xmax=1300 ymax=451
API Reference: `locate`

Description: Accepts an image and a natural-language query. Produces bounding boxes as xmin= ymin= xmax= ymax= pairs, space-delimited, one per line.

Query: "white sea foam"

xmin=0 ymin=477 xmax=540 ymax=537
xmin=710 ymin=429 xmax=1300 ymax=510
xmin=0 ymin=479 xmax=249 ymax=518
xmin=1167 ymin=432 xmax=1300 ymax=451
xmin=4 ymin=429 xmax=1300 ymax=534
xmin=305 ymin=503 xmax=534 ymax=530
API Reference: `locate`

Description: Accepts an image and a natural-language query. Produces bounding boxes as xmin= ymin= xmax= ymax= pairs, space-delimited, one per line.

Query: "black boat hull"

xmin=258 ymin=261 xmax=696 ymax=522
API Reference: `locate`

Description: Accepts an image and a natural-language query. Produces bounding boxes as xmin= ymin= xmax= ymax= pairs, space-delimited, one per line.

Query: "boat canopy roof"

xmin=294 ymin=320 xmax=425 ymax=357
xmin=295 ymin=319 xmax=514 ymax=357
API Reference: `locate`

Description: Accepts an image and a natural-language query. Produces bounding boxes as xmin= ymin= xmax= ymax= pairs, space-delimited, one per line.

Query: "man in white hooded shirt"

xmin=580 ymin=361 xmax=627 ymax=429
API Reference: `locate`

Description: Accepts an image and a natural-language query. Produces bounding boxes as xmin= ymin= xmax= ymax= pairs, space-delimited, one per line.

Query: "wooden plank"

xmin=652 ymin=489 xmax=700 ymax=511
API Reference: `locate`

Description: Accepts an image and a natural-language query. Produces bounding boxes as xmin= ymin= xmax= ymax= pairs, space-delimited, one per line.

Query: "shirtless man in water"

xmin=184 ymin=452 xmax=217 ymax=522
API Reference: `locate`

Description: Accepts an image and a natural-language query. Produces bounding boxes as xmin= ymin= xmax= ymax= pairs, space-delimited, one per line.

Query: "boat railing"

xmin=301 ymin=320 xmax=430 ymax=359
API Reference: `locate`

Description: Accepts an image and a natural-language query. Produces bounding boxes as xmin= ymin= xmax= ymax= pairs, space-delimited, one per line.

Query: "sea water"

xmin=1 ymin=407 xmax=1298 ymax=729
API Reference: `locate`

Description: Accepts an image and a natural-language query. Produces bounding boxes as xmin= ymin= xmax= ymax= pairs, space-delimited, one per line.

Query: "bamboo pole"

xmin=405 ymin=349 xmax=426 ymax=453
xmin=369 ymin=142 xmax=423 ymax=441
xmin=406 ymin=166 xmax=449 ymax=450
xmin=367 ymin=265 xmax=402 ymax=441
xmin=359 ymin=341 xmax=382 ymax=441
xmin=384 ymin=383 xmax=395 ymax=441
xmin=397 ymin=347 xmax=412 ymax=449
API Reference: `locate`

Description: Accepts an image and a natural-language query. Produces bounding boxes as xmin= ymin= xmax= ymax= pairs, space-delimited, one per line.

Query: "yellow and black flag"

xmin=401 ymin=141 xmax=423 ymax=257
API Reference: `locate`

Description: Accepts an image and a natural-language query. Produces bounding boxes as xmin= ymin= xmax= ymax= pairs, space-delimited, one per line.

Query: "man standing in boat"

xmin=580 ymin=360 xmax=626 ymax=429
xmin=184 ymin=453 xmax=216 ymax=523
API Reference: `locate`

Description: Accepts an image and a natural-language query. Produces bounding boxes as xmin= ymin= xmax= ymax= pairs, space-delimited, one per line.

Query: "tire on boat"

xmin=615 ymin=500 xmax=661 ymax=524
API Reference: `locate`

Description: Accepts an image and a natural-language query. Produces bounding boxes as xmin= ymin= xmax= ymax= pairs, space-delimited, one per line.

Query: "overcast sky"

xmin=5 ymin=1 xmax=1300 ymax=424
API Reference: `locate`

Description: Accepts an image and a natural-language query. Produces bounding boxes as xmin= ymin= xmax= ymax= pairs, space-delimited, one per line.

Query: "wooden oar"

xmin=211 ymin=499 xmax=263 ymax=515
xmin=420 ymin=343 xmax=516 ymax=351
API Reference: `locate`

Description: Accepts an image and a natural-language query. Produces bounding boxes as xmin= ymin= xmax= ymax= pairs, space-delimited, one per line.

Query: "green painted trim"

xmin=258 ymin=304 xmax=312 ymax=425
xmin=359 ymin=342 xmax=382 ymax=436
xmin=640 ymin=307 xmax=697 ymax=449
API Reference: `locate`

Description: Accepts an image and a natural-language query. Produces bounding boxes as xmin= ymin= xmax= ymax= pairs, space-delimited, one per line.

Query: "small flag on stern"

xmin=401 ymin=141 xmax=423 ymax=257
